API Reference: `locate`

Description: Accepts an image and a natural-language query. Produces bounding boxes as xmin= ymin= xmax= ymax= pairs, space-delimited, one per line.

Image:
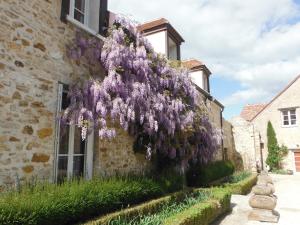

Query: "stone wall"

xmin=230 ymin=117 xmax=259 ymax=171
xmin=94 ymin=125 xmax=152 ymax=176
xmin=223 ymin=118 xmax=244 ymax=170
xmin=0 ymin=0 xmax=94 ymax=187
xmin=208 ymin=100 xmax=223 ymax=161
xmin=0 ymin=0 xmax=152 ymax=188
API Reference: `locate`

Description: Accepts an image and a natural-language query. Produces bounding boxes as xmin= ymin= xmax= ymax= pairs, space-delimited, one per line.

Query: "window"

xmin=74 ymin=0 xmax=86 ymax=24
xmin=202 ymin=73 xmax=208 ymax=92
xmin=282 ymin=109 xmax=297 ymax=127
xmin=65 ymin=0 xmax=103 ymax=34
xmin=168 ymin=36 xmax=178 ymax=60
xmin=55 ymin=83 xmax=94 ymax=182
xmin=70 ymin=0 xmax=89 ymax=26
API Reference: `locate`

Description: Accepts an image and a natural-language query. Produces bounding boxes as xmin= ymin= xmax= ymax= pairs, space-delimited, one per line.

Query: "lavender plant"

xmin=63 ymin=16 xmax=220 ymax=167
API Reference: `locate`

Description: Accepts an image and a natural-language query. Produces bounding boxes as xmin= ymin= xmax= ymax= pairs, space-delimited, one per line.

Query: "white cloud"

xmin=109 ymin=0 xmax=300 ymax=110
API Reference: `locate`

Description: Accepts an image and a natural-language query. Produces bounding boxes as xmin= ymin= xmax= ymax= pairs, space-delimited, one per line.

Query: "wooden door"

xmin=294 ymin=152 xmax=300 ymax=172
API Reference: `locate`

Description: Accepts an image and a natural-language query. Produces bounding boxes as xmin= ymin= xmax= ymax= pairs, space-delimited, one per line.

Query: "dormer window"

xmin=168 ymin=36 xmax=179 ymax=60
xmin=137 ymin=18 xmax=184 ymax=60
xmin=182 ymin=59 xmax=211 ymax=93
xmin=60 ymin=0 xmax=108 ymax=36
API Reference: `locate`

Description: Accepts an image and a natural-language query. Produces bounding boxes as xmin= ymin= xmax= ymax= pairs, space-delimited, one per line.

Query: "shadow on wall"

xmin=223 ymin=119 xmax=244 ymax=171
xmin=230 ymin=137 xmax=244 ymax=171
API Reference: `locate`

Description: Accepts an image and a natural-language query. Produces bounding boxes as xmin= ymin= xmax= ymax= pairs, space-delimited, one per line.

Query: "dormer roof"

xmin=137 ymin=18 xmax=185 ymax=44
xmin=182 ymin=59 xmax=212 ymax=75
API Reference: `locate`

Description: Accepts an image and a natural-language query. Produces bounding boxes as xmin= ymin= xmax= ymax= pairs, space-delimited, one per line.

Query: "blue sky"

xmin=109 ymin=0 xmax=300 ymax=119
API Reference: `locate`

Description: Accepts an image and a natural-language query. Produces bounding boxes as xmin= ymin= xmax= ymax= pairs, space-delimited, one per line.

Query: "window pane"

xmin=283 ymin=115 xmax=289 ymax=121
xmin=62 ymin=90 xmax=70 ymax=110
xmin=59 ymin=126 xmax=69 ymax=154
xmin=290 ymin=109 xmax=296 ymax=115
xmin=57 ymin=156 xmax=68 ymax=182
xmin=74 ymin=127 xmax=86 ymax=154
xmin=73 ymin=156 xmax=85 ymax=177
xmin=282 ymin=111 xmax=288 ymax=116
xmin=284 ymin=120 xmax=289 ymax=125
xmin=291 ymin=120 xmax=296 ymax=125
xmin=291 ymin=115 xmax=296 ymax=120
xmin=74 ymin=10 xmax=84 ymax=23
xmin=75 ymin=0 xmax=85 ymax=11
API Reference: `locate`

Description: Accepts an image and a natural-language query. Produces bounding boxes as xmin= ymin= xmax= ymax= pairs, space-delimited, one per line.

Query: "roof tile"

xmin=240 ymin=103 xmax=267 ymax=121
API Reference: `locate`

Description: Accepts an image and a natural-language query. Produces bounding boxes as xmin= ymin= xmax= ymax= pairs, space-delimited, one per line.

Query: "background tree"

xmin=266 ymin=121 xmax=288 ymax=170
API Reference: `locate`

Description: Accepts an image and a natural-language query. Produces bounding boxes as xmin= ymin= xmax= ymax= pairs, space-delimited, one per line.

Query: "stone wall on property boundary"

xmin=0 ymin=0 xmax=151 ymax=189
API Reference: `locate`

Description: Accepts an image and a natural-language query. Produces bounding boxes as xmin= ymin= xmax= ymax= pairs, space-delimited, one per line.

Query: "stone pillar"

xmin=248 ymin=172 xmax=279 ymax=223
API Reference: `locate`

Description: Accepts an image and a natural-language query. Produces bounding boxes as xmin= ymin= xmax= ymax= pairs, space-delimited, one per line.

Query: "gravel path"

xmin=211 ymin=174 xmax=300 ymax=225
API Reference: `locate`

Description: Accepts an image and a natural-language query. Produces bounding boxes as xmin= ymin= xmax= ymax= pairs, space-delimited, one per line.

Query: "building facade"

xmin=0 ymin=0 xmax=232 ymax=189
xmin=232 ymin=75 xmax=300 ymax=173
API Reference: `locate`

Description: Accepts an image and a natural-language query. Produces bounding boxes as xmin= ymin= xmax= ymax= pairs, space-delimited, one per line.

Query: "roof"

xmin=240 ymin=103 xmax=267 ymax=121
xmin=137 ymin=18 xmax=185 ymax=43
xmin=182 ymin=59 xmax=212 ymax=75
xmin=137 ymin=18 xmax=169 ymax=32
xmin=250 ymin=75 xmax=300 ymax=121
xmin=182 ymin=59 xmax=204 ymax=69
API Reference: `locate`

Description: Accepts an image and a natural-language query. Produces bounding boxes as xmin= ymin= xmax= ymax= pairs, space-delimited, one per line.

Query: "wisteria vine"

xmin=63 ymin=16 xmax=221 ymax=166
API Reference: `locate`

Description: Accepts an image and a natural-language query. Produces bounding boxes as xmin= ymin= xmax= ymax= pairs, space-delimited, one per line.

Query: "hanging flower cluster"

xmin=64 ymin=16 xmax=220 ymax=166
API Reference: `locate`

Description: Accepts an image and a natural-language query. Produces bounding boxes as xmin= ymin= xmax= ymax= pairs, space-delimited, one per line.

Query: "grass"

xmin=108 ymin=190 xmax=211 ymax=225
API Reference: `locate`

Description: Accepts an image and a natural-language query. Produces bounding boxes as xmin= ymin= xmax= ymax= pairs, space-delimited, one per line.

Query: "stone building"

xmin=0 ymin=1 xmax=233 ymax=188
xmin=231 ymin=75 xmax=300 ymax=173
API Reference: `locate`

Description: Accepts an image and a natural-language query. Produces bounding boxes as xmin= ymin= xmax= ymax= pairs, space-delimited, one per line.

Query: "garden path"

xmin=211 ymin=174 xmax=300 ymax=225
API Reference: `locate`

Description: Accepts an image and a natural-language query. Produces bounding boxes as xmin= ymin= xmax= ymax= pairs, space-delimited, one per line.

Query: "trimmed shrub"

xmin=226 ymin=171 xmax=252 ymax=184
xmin=162 ymin=188 xmax=231 ymax=225
xmin=0 ymin=176 xmax=182 ymax=225
xmin=226 ymin=174 xmax=257 ymax=195
xmin=88 ymin=189 xmax=210 ymax=225
xmin=84 ymin=189 xmax=194 ymax=225
xmin=187 ymin=160 xmax=235 ymax=187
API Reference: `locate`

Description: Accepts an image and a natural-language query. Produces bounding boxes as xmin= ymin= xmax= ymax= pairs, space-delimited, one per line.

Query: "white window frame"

xmin=66 ymin=1 xmax=105 ymax=40
xmin=69 ymin=0 xmax=89 ymax=26
xmin=281 ymin=108 xmax=297 ymax=127
xmin=54 ymin=83 xmax=94 ymax=182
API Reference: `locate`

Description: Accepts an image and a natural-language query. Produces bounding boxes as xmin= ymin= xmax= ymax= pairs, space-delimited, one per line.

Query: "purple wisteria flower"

xmin=62 ymin=15 xmax=220 ymax=167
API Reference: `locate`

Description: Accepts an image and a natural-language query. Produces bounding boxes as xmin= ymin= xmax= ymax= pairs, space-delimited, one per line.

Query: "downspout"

xmin=220 ymin=108 xmax=224 ymax=160
xmin=251 ymin=123 xmax=258 ymax=172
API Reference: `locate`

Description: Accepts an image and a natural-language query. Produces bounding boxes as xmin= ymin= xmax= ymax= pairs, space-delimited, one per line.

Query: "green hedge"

xmin=162 ymin=188 xmax=231 ymax=225
xmin=226 ymin=174 xmax=257 ymax=195
xmin=84 ymin=189 xmax=194 ymax=225
xmin=0 ymin=175 xmax=183 ymax=225
xmin=187 ymin=160 xmax=235 ymax=187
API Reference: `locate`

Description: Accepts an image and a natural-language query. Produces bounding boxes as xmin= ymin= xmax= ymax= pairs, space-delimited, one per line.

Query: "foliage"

xmin=270 ymin=169 xmax=292 ymax=175
xmin=186 ymin=161 xmax=235 ymax=187
xmin=64 ymin=16 xmax=221 ymax=167
xmin=226 ymin=173 xmax=257 ymax=195
xmin=154 ymin=168 xmax=186 ymax=193
xmin=226 ymin=171 xmax=252 ymax=184
xmin=109 ymin=191 xmax=210 ymax=225
xmin=266 ymin=121 xmax=288 ymax=170
xmin=163 ymin=188 xmax=231 ymax=225
xmin=85 ymin=189 xmax=193 ymax=225
xmin=0 ymin=175 xmax=183 ymax=225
